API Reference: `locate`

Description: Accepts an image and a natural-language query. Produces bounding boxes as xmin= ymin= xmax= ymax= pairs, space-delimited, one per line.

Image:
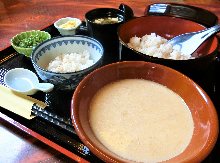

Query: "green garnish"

xmin=18 ymin=34 xmax=46 ymax=48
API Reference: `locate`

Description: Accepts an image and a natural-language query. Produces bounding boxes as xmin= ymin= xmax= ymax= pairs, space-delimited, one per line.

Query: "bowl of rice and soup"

xmin=26 ymin=5 xmax=218 ymax=163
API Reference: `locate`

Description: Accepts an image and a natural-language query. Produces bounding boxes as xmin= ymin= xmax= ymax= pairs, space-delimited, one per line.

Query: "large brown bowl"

xmin=71 ymin=61 xmax=218 ymax=163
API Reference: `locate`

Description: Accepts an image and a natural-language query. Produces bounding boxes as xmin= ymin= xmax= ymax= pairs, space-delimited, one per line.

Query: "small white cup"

xmin=54 ymin=17 xmax=82 ymax=36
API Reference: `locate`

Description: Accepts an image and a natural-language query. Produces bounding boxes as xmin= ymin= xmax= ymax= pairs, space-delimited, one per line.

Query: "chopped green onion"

xmin=17 ymin=34 xmax=46 ymax=48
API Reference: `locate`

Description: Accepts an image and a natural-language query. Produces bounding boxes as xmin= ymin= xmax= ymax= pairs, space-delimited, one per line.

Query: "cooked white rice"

xmin=47 ymin=50 xmax=93 ymax=73
xmin=128 ymin=33 xmax=193 ymax=60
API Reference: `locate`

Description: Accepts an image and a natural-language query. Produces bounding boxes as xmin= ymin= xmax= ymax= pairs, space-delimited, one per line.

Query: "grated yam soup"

xmin=89 ymin=79 xmax=194 ymax=162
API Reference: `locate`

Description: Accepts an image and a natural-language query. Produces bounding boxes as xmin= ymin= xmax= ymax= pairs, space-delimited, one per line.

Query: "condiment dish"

xmin=54 ymin=17 xmax=82 ymax=36
xmin=11 ymin=30 xmax=51 ymax=57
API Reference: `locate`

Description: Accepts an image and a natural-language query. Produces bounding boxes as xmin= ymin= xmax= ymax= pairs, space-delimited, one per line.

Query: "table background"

xmin=0 ymin=0 xmax=220 ymax=162
xmin=1 ymin=0 xmax=220 ymax=51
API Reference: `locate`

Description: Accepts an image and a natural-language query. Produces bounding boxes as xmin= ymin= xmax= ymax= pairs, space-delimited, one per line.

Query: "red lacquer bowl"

xmin=118 ymin=16 xmax=219 ymax=77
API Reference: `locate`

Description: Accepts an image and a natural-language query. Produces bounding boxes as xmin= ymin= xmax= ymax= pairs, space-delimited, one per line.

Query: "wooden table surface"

xmin=0 ymin=0 xmax=220 ymax=162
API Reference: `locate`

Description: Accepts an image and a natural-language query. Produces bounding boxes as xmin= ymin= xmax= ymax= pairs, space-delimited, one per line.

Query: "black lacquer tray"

xmin=0 ymin=23 xmax=220 ymax=163
xmin=0 ymin=24 xmax=103 ymax=162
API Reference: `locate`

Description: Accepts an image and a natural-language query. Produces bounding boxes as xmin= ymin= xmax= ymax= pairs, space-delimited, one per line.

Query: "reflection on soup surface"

xmin=93 ymin=17 xmax=122 ymax=24
xmin=89 ymin=79 xmax=194 ymax=162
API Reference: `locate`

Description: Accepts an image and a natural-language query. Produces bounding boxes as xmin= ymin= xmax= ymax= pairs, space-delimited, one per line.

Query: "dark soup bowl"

xmin=71 ymin=61 xmax=218 ymax=163
xmin=118 ymin=16 xmax=219 ymax=92
xmin=85 ymin=4 xmax=133 ymax=64
xmin=85 ymin=3 xmax=134 ymax=64
xmin=85 ymin=8 xmax=125 ymax=64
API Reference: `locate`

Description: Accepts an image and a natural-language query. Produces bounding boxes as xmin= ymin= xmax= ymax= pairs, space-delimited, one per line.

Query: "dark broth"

xmin=92 ymin=17 xmax=122 ymax=24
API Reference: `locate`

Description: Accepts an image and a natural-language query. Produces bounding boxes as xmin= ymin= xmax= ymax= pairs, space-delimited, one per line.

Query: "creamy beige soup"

xmin=89 ymin=79 xmax=194 ymax=162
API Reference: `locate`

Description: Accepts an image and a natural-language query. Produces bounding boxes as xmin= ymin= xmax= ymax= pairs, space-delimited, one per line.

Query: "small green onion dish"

xmin=11 ymin=30 xmax=51 ymax=57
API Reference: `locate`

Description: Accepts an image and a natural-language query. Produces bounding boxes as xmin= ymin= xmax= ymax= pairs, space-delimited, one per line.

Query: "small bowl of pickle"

xmin=54 ymin=17 xmax=82 ymax=36
xmin=11 ymin=30 xmax=51 ymax=57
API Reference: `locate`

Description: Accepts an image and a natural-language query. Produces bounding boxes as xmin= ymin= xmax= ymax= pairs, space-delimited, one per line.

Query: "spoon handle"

xmin=36 ymin=83 xmax=54 ymax=93
xmin=199 ymin=24 xmax=220 ymax=40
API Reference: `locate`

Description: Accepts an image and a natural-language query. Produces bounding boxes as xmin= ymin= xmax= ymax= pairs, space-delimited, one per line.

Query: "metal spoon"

xmin=168 ymin=24 xmax=220 ymax=56
xmin=4 ymin=68 xmax=54 ymax=95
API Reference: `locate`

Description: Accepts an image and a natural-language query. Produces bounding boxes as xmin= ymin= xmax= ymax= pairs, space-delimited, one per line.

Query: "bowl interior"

xmin=118 ymin=16 xmax=218 ymax=58
xmin=72 ymin=61 xmax=218 ymax=163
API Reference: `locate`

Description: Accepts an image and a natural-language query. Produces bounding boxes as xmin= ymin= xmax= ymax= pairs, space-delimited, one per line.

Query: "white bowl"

xmin=31 ymin=35 xmax=104 ymax=90
xmin=54 ymin=17 xmax=82 ymax=36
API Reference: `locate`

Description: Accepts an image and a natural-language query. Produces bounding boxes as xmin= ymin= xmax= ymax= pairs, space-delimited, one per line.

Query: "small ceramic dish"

xmin=11 ymin=30 xmax=51 ymax=57
xmin=54 ymin=17 xmax=82 ymax=36
xmin=4 ymin=68 xmax=54 ymax=95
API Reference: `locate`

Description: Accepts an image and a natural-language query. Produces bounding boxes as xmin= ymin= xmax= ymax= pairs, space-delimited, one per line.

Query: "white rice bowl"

xmin=31 ymin=35 xmax=104 ymax=90
xmin=128 ymin=33 xmax=193 ymax=60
